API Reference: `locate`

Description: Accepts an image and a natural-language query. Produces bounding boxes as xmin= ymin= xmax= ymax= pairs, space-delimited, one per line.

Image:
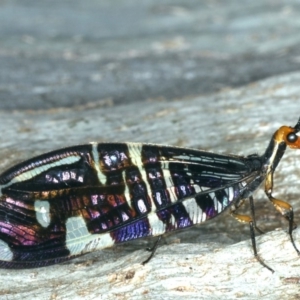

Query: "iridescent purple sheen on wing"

xmin=171 ymin=203 xmax=193 ymax=228
xmin=0 ymin=141 xmax=265 ymax=268
xmin=156 ymin=203 xmax=193 ymax=230
xmin=196 ymin=194 xmax=216 ymax=219
xmin=111 ymin=218 xmax=151 ymax=243
xmin=205 ymin=206 xmax=217 ymax=219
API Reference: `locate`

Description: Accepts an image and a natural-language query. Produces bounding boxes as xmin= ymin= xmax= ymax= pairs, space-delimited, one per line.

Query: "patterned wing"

xmin=0 ymin=143 xmax=263 ymax=268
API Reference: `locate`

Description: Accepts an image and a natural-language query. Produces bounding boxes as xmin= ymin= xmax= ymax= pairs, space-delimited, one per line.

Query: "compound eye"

xmin=287 ymin=132 xmax=298 ymax=143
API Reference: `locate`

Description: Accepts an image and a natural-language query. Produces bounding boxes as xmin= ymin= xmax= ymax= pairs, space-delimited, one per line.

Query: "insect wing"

xmin=0 ymin=143 xmax=259 ymax=268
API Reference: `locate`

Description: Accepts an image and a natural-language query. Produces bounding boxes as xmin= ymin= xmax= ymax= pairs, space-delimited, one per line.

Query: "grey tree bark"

xmin=1 ymin=73 xmax=300 ymax=300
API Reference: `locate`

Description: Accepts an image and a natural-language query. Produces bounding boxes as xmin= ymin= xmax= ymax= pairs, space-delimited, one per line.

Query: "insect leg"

xmin=231 ymin=200 xmax=274 ymax=272
xmin=265 ymin=171 xmax=300 ymax=255
xmin=142 ymin=235 xmax=163 ymax=265
xmin=249 ymin=196 xmax=264 ymax=234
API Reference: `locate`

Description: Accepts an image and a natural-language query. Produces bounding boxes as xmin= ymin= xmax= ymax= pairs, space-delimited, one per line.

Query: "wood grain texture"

xmin=0 ymin=72 xmax=300 ymax=299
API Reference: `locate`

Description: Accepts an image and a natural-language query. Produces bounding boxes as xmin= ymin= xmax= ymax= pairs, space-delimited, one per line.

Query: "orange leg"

xmin=265 ymin=172 xmax=299 ymax=255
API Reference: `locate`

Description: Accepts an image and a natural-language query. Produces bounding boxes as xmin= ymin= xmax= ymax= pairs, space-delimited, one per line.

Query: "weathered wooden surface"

xmin=0 ymin=73 xmax=300 ymax=299
xmin=0 ymin=229 xmax=300 ymax=300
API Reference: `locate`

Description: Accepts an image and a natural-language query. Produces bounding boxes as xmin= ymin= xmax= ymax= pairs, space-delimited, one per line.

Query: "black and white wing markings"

xmin=0 ymin=145 xmax=99 ymax=194
xmin=1 ymin=118 xmax=300 ymax=270
xmin=0 ymin=172 xmax=259 ymax=269
xmin=0 ymin=142 xmax=263 ymax=268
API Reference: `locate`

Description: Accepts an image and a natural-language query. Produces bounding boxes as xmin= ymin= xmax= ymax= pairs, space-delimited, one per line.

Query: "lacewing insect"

xmin=0 ymin=119 xmax=300 ymax=271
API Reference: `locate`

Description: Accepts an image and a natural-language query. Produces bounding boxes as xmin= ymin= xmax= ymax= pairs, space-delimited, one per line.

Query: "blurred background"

xmin=1 ymin=0 xmax=300 ymax=110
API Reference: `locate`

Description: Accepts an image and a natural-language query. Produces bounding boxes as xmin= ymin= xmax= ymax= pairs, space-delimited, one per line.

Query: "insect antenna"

xmin=293 ymin=117 xmax=300 ymax=132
